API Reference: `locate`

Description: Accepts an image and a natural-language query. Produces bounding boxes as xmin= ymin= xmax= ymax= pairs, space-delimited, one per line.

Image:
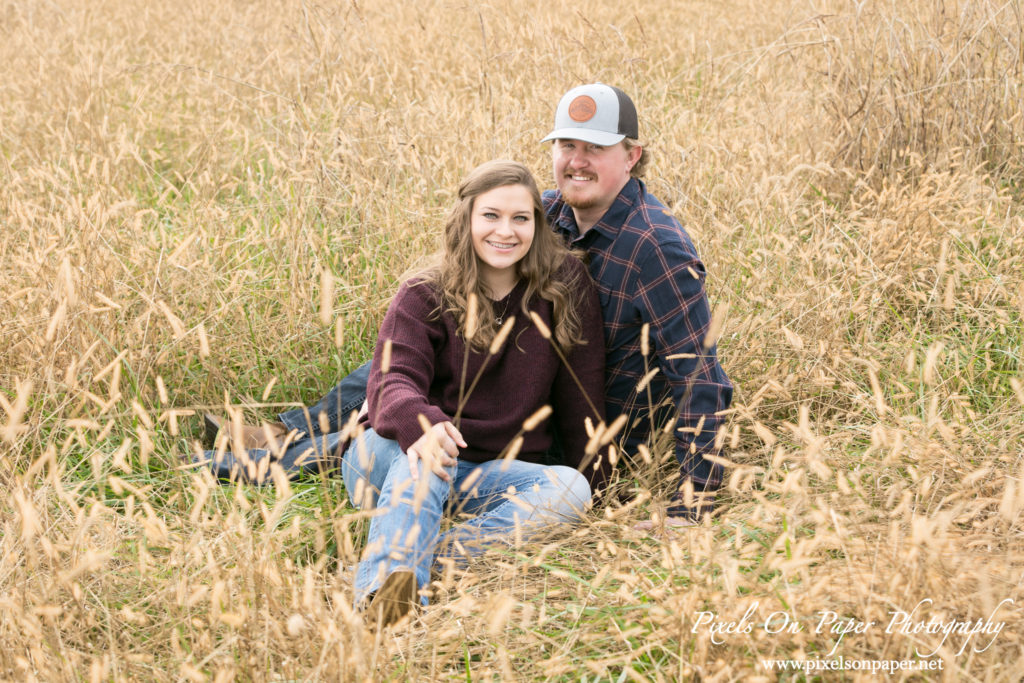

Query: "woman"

xmin=345 ymin=160 xmax=610 ymax=628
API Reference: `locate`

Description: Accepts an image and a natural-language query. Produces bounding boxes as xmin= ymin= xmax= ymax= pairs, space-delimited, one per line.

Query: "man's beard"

xmin=561 ymin=186 xmax=602 ymax=211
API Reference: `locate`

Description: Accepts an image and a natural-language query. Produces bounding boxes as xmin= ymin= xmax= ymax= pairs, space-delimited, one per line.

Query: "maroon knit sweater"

xmin=363 ymin=256 xmax=611 ymax=492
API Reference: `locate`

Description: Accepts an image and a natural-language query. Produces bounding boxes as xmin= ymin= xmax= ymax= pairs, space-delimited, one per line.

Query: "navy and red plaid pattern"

xmin=544 ymin=178 xmax=733 ymax=488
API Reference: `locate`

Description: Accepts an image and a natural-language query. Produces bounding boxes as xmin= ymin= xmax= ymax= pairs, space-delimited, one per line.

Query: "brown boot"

xmin=366 ymin=570 xmax=418 ymax=630
xmin=203 ymin=413 xmax=291 ymax=452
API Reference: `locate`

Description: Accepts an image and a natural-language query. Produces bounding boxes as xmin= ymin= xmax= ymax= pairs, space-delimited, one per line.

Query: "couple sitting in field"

xmin=200 ymin=84 xmax=733 ymax=627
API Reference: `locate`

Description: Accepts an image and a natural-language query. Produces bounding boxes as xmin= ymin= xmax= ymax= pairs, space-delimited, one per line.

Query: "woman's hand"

xmin=406 ymin=421 xmax=467 ymax=482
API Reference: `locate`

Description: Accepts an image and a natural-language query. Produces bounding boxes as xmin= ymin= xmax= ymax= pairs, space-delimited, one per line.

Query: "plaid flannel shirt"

xmin=544 ymin=178 xmax=733 ymax=488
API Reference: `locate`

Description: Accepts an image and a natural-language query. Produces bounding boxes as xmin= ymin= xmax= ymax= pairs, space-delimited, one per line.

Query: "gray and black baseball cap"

xmin=541 ymin=83 xmax=639 ymax=146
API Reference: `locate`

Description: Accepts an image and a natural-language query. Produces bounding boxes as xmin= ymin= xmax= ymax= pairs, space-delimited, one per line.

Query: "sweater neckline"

xmin=487 ymin=277 xmax=524 ymax=304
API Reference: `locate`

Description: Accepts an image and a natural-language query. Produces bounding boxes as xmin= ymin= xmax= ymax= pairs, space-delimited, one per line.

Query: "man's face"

xmin=551 ymin=139 xmax=640 ymax=214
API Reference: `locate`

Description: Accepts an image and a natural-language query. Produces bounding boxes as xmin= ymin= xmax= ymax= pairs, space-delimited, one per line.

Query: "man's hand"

xmin=406 ymin=421 xmax=467 ymax=483
xmin=634 ymin=491 xmax=715 ymax=534
xmin=634 ymin=487 xmax=716 ymax=533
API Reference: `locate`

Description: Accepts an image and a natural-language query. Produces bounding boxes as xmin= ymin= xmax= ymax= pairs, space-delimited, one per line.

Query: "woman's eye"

xmin=513 ymin=215 xmax=529 ymax=223
xmin=483 ymin=212 xmax=498 ymax=219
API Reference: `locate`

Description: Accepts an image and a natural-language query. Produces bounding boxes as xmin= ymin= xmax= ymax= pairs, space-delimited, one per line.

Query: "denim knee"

xmin=545 ymin=466 xmax=592 ymax=521
xmin=341 ymin=428 xmax=404 ymax=509
xmin=390 ymin=460 xmax=454 ymax=509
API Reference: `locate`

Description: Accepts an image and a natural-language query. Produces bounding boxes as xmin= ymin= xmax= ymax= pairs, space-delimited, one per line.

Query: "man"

xmin=204 ymin=84 xmax=732 ymax=524
xmin=539 ymin=83 xmax=733 ymax=524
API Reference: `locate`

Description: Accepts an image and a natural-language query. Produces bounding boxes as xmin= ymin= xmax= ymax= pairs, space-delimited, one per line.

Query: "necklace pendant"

xmin=495 ymin=316 xmax=503 ymax=325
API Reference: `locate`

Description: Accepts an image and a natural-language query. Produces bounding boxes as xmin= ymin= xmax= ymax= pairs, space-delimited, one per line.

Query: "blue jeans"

xmin=202 ymin=431 xmax=349 ymax=482
xmin=343 ymin=428 xmax=591 ymax=606
xmin=278 ymin=360 xmax=372 ymax=439
xmin=200 ymin=361 xmax=371 ymax=481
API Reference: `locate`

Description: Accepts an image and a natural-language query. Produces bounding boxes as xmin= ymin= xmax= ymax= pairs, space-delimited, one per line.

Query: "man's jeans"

xmin=343 ymin=428 xmax=591 ymax=606
xmin=278 ymin=360 xmax=372 ymax=440
xmin=201 ymin=430 xmax=349 ymax=482
xmin=202 ymin=361 xmax=371 ymax=480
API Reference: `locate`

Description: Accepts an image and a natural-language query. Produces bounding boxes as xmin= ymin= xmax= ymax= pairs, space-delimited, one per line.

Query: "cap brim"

xmin=540 ymin=128 xmax=626 ymax=146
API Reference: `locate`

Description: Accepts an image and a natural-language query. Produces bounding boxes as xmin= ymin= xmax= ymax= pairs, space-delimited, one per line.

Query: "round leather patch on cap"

xmin=568 ymin=95 xmax=597 ymax=122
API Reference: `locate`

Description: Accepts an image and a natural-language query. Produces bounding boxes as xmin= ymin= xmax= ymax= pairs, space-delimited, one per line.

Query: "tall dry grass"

xmin=820 ymin=0 xmax=1022 ymax=181
xmin=1 ymin=0 xmax=1022 ymax=680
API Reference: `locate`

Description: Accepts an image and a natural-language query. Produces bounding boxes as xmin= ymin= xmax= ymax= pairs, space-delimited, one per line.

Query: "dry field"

xmin=2 ymin=0 xmax=1023 ymax=680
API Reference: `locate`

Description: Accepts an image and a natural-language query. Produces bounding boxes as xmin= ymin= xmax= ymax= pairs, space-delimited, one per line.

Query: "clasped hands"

xmin=406 ymin=421 xmax=467 ymax=482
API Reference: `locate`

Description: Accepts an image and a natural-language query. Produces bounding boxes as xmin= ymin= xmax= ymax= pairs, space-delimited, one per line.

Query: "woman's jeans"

xmin=344 ymin=428 xmax=591 ymax=606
